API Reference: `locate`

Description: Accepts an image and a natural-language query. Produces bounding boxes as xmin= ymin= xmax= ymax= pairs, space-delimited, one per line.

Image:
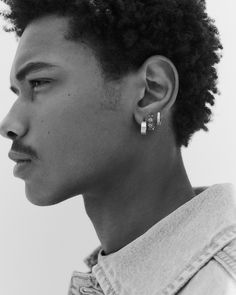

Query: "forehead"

xmin=11 ymin=15 xmax=97 ymax=79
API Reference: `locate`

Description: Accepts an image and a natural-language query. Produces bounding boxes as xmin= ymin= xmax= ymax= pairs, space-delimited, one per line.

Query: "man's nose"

xmin=0 ymin=105 xmax=28 ymax=141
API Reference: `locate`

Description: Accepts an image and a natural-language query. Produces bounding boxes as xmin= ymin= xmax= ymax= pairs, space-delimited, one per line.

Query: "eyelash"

xmin=29 ymin=79 xmax=50 ymax=90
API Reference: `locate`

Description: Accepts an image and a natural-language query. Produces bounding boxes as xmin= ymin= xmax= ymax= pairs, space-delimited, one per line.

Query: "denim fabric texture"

xmin=68 ymin=183 xmax=236 ymax=295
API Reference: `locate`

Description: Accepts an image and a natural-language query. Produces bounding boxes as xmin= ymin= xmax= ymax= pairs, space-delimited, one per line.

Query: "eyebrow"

xmin=15 ymin=62 xmax=59 ymax=82
xmin=10 ymin=62 xmax=59 ymax=94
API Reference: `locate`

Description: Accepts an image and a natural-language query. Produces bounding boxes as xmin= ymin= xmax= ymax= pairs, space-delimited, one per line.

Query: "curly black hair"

xmin=1 ymin=0 xmax=223 ymax=147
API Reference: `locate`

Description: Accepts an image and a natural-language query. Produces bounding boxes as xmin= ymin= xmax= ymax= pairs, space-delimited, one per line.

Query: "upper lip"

xmin=8 ymin=150 xmax=32 ymax=163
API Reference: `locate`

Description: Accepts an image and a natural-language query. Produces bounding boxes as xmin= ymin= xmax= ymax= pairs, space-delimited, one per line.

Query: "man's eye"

xmin=29 ymin=80 xmax=50 ymax=90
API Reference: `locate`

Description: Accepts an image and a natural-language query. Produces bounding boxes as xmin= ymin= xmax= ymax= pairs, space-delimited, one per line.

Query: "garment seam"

xmin=213 ymin=248 xmax=236 ymax=282
xmin=95 ymin=265 xmax=118 ymax=295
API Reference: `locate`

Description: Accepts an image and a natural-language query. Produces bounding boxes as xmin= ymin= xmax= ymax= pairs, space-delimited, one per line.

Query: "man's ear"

xmin=133 ymin=55 xmax=179 ymax=125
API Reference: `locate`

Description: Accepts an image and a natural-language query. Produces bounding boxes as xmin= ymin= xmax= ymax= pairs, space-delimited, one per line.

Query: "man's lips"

xmin=8 ymin=150 xmax=33 ymax=163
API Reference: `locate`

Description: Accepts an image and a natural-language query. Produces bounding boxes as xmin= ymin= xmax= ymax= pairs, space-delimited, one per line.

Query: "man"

xmin=0 ymin=0 xmax=236 ymax=294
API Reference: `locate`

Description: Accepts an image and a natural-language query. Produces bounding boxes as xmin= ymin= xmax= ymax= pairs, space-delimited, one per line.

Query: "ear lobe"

xmin=134 ymin=55 xmax=179 ymax=126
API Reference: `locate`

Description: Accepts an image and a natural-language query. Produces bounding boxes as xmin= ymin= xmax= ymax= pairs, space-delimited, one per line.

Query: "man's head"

xmin=0 ymin=0 xmax=222 ymax=205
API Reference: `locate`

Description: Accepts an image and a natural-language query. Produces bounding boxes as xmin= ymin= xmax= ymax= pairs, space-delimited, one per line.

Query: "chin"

xmin=24 ymin=183 xmax=74 ymax=206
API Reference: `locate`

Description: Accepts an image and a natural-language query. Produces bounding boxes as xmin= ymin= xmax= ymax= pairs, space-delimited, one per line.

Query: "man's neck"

xmin=83 ymin=149 xmax=196 ymax=255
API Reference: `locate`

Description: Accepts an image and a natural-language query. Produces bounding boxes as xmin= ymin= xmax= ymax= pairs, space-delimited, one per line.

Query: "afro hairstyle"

xmin=1 ymin=0 xmax=223 ymax=147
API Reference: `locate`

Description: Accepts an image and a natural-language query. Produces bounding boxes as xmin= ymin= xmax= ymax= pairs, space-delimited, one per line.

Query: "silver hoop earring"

xmin=157 ymin=112 xmax=162 ymax=126
xmin=141 ymin=120 xmax=147 ymax=135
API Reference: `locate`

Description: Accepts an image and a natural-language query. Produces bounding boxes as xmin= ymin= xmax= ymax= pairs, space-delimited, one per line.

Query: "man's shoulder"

xmin=179 ymin=238 xmax=236 ymax=295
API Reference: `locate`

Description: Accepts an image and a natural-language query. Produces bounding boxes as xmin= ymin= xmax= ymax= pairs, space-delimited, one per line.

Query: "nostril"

xmin=7 ymin=131 xmax=17 ymax=139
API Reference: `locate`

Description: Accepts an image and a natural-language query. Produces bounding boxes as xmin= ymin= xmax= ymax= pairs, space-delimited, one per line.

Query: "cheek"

xmin=33 ymin=97 xmax=112 ymax=169
xmin=31 ymin=84 xmax=131 ymax=187
xmin=36 ymin=109 xmax=86 ymax=162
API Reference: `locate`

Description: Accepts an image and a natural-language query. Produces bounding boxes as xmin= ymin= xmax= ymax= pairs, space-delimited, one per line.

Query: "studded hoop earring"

xmin=141 ymin=120 xmax=147 ymax=135
xmin=157 ymin=112 xmax=162 ymax=126
xmin=147 ymin=114 xmax=155 ymax=131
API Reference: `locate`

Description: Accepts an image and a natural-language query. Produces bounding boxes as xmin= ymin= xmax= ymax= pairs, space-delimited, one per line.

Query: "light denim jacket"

xmin=68 ymin=183 xmax=236 ymax=295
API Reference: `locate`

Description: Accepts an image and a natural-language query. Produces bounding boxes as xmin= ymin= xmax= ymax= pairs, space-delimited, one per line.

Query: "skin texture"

xmin=0 ymin=15 xmax=196 ymax=254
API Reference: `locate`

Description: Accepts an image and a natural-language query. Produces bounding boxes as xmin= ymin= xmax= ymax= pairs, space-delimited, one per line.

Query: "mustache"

xmin=11 ymin=140 xmax=38 ymax=159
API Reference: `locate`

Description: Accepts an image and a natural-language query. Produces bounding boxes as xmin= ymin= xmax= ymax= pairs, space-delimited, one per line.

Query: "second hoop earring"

xmin=147 ymin=114 xmax=155 ymax=131
xmin=157 ymin=112 xmax=162 ymax=126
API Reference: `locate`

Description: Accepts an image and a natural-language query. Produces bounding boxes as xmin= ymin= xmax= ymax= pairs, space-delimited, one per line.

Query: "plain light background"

xmin=0 ymin=1 xmax=235 ymax=294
